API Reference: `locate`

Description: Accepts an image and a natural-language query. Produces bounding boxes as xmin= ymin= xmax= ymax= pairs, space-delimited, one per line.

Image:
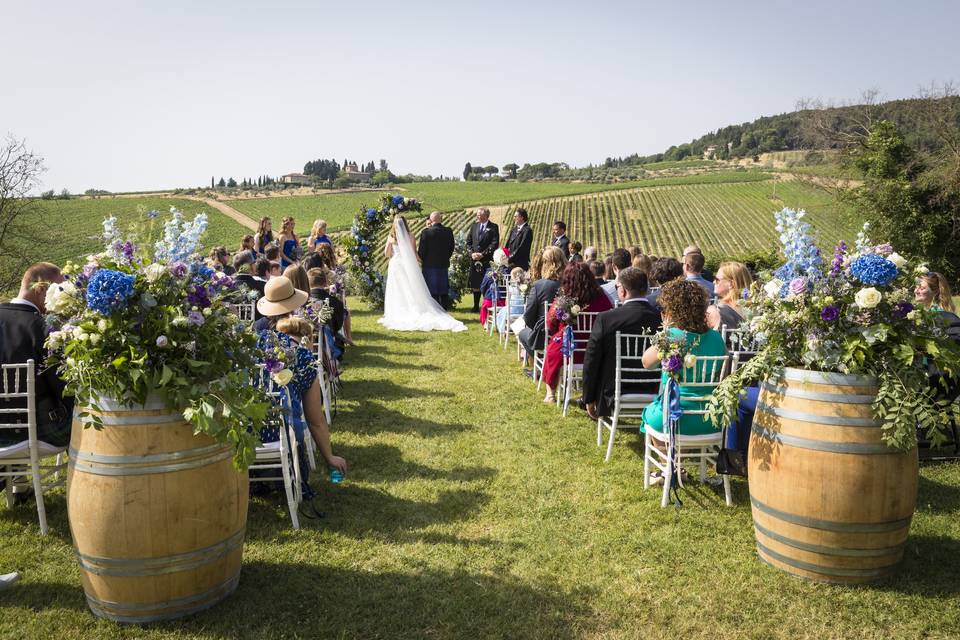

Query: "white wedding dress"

xmin=378 ymin=218 xmax=467 ymax=332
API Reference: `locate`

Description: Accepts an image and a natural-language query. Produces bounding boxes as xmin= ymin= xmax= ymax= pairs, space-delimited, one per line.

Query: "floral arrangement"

xmin=708 ymin=208 xmax=960 ymax=450
xmin=344 ymin=194 xmax=421 ymax=307
xmin=654 ymin=331 xmax=702 ymax=381
xmin=44 ymin=209 xmax=269 ymax=468
xmin=447 ymin=230 xmax=473 ymax=306
xmin=299 ymin=297 xmax=334 ymax=327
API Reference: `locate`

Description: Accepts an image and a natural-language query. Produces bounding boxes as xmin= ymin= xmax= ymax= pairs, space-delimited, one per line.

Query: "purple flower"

xmin=831 ymin=241 xmax=847 ymax=276
xmin=121 ymin=241 xmax=136 ymax=260
xmin=147 ymin=209 xmax=160 ymax=219
xmin=264 ymin=357 xmax=283 ymax=374
xmin=187 ymin=310 xmax=205 ymax=326
xmin=663 ymin=354 xmax=683 ymax=372
xmin=169 ymin=262 xmax=188 ymax=278
xmin=789 ymin=277 xmax=808 ymax=296
xmin=820 ymin=305 xmax=839 ymax=322
xmin=892 ymin=302 xmax=914 ymax=319
xmin=187 ymin=285 xmax=211 ymax=308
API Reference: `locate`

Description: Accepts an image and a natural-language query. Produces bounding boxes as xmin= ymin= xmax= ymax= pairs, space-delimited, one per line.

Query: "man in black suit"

xmin=581 ymin=267 xmax=662 ymax=420
xmin=552 ymin=221 xmax=570 ymax=259
xmin=307 ymin=268 xmax=345 ymax=335
xmin=0 ymin=263 xmax=72 ymax=447
xmin=518 ymin=269 xmax=561 ymax=360
xmin=466 ymin=207 xmax=500 ymax=312
xmin=505 ymin=208 xmax=533 ymax=271
xmin=417 ymin=211 xmax=456 ymax=309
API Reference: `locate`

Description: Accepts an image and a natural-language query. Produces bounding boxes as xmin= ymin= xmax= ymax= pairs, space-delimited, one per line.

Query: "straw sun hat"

xmin=256 ymin=276 xmax=309 ymax=317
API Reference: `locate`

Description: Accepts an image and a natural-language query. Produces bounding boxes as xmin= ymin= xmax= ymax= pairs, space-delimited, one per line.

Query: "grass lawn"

xmin=2 ymin=301 xmax=959 ymax=639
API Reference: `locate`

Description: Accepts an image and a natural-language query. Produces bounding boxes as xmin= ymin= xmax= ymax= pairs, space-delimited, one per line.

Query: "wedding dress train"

xmin=378 ymin=218 xmax=466 ymax=332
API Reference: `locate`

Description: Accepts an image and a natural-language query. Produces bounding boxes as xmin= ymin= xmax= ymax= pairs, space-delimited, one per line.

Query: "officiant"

xmin=466 ymin=207 xmax=500 ymax=312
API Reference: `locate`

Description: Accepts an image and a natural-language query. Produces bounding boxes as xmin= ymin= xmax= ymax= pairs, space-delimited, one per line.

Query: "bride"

xmin=378 ymin=216 xmax=466 ymax=332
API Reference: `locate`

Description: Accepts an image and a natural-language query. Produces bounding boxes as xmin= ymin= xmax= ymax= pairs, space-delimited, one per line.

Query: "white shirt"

xmin=9 ymin=297 xmax=39 ymax=312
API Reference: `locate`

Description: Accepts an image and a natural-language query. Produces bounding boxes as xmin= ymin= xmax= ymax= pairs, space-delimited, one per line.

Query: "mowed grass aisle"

xmin=3 ymin=300 xmax=960 ymax=639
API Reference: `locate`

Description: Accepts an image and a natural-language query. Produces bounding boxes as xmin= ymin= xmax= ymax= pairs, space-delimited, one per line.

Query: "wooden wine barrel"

xmin=749 ymin=368 xmax=918 ymax=584
xmin=67 ymin=396 xmax=248 ymax=623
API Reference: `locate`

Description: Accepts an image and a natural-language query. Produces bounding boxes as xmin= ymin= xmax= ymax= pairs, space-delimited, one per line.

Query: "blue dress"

xmin=314 ymin=235 xmax=332 ymax=248
xmin=281 ymin=239 xmax=299 ymax=269
xmin=256 ymin=330 xmax=318 ymax=444
xmin=642 ymin=328 xmax=727 ymax=436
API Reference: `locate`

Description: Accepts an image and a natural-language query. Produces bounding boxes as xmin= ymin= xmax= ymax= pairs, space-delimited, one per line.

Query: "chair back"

xmin=666 ymin=355 xmax=730 ymax=417
xmin=565 ymin=311 xmax=601 ymax=359
xmin=0 ymin=360 xmax=36 ymax=439
xmin=229 ymin=302 xmax=255 ymax=323
xmin=722 ymin=325 xmax=761 ymax=372
xmin=614 ymin=332 xmax=661 ymax=400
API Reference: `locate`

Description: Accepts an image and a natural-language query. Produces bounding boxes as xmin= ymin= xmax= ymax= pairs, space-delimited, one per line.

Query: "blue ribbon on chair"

xmin=665 ymin=378 xmax=684 ymax=507
xmin=560 ymin=325 xmax=575 ymax=358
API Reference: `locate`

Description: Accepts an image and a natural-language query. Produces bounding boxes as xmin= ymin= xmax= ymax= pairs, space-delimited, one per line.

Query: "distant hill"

xmin=604 ymin=95 xmax=960 ymax=167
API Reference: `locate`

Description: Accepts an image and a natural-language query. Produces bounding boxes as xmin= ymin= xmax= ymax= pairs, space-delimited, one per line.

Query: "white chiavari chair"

xmin=0 ymin=361 xmax=68 ymax=535
xmin=721 ymin=325 xmax=762 ymax=373
xmin=597 ymin=332 xmax=661 ymax=462
xmin=642 ymin=355 xmax=732 ymax=507
xmin=534 ymin=301 xmax=549 ymax=390
xmin=556 ymin=311 xmax=603 ymax=416
xmin=227 ymin=302 xmax=255 ymax=324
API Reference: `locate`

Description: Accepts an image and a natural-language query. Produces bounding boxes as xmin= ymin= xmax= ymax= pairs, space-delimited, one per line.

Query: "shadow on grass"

xmin=880 ymin=535 xmax=960 ymax=596
xmin=347 ymin=352 xmax=442 ymax=372
xmin=170 ymin=561 xmax=593 ymax=639
xmin=0 ymin=493 xmax=71 ymax=543
xmin=333 ymin=404 xmax=471 ymax=438
xmin=337 ymin=442 xmax=496 ymax=484
xmin=0 ymin=579 xmax=86 ymax=612
xmin=916 ymin=475 xmax=960 ymax=513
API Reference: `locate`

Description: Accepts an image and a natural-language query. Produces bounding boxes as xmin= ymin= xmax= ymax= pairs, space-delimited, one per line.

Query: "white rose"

xmin=46 ymin=331 xmax=64 ymax=349
xmin=145 ymin=263 xmax=166 ymax=283
xmin=887 ymin=253 xmax=907 ymax=269
xmin=89 ymin=334 xmax=101 ymax=345
xmin=272 ymin=369 xmax=294 ymax=386
xmin=915 ymin=263 xmax=929 ymax=276
xmin=683 ymin=353 xmax=697 ymax=369
xmin=97 ymin=319 xmax=108 ymax=332
xmin=855 ymin=287 xmax=882 ymax=309
xmin=763 ymin=279 xmax=783 ymax=298
xmin=203 ymin=307 xmax=212 ymax=316
xmin=570 ymin=305 xmax=581 ymax=315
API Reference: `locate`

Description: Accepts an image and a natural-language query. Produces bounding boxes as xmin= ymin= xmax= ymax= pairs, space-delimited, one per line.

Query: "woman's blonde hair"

xmin=276 ymin=316 xmax=314 ymax=341
xmin=631 ymin=254 xmax=652 ymax=277
xmin=309 ymin=219 xmax=327 ymax=245
xmin=540 ymin=246 xmax=567 ymax=281
xmin=283 ymin=264 xmax=310 ymax=293
xmin=528 ymin=253 xmax=543 ymax=281
xmin=241 ymin=234 xmax=254 ymax=251
xmin=716 ymin=261 xmax=753 ymax=305
xmin=920 ymin=272 xmax=955 ymax=312
xmin=282 ymin=216 xmax=296 ymax=233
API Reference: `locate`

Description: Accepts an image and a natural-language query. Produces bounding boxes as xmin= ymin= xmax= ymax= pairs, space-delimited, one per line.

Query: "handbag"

xmin=510 ymin=316 xmax=527 ymax=336
xmin=715 ymin=421 xmax=747 ymax=477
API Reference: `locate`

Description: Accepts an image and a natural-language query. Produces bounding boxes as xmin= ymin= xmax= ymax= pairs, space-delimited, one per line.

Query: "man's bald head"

xmin=429 ymin=211 xmax=442 ymax=225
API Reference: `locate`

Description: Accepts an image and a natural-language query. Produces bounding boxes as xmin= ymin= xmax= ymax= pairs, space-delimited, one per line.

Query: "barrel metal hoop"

xmin=69 ymin=442 xmax=225 ymax=465
xmin=751 ymin=496 xmax=913 ymax=533
xmin=756 ymin=401 xmax=881 ymax=427
xmin=753 ymin=520 xmax=905 ymax=558
xmin=751 ymin=425 xmax=896 ymax=455
xmin=88 ymin=396 xmax=170 ymax=412
xmin=781 ymin=368 xmax=877 ymax=387
xmin=68 ymin=448 xmax=233 ymax=476
xmin=85 ymin=574 xmax=240 ymax=623
xmin=93 ymin=413 xmax=185 ymax=426
xmin=759 ymin=381 xmax=876 ymax=405
xmin=756 ymin=540 xmax=899 ymax=578
xmin=76 ymin=528 xmax=245 ymax=576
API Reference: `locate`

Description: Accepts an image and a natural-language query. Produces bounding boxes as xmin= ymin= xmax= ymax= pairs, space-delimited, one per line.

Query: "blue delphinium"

xmin=86 ymin=269 xmax=136 ymax=315
xmin=154 ymin=209 xmax=208 ymax=263
xmin=772 ymin=208 xmax=823 ymax=293
xmin=850 ymin=253 xmax=898 ymax=286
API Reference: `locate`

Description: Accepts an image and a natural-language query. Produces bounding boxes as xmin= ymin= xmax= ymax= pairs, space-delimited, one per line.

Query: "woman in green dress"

xmin=641 ymin=279 xmax=727 ymax=436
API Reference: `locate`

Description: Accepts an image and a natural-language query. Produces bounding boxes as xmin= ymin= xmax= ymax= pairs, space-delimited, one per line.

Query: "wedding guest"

xmin=527 ymin=253 xmax=544 ymax=281
xmin=541 ymin=262 xmax=614 ymax=403
xmin=588 ymin=260 xmax=606 ymax=285
xmin=915 ymin=272 xmax=956 ymax=314
xmin=647 ymin=257 xmax=683 ymax=308
xmin=208 ymin=246 xmax=236 ymax=275
xmin=479 ymin=249 xmax=511 ymax=326
xmin=640 ymin=280 xmax=726 ymax=442
xmin=628 ymin=245 xmax=642 ymax=260
xmin=234 ymin=251 xmax=264 ymax=295
xmin=584 ymin=246 xmax=598 ymax=263
xmin=631 ymin=254 xmax=652 ymax=279
xmin=683 ymin=252 xmax=714 ymax=297
xmin=307 ymin=268 xmax=345 ymax=335
xmin=552 ymin=221 xmax=570 ymax=259
xmin=308 ymin=219 xmax=332 ymax=251
xmin=707 ymin=261 xmax=753 ymax=330
xmin=569 ymin=241 xmax=583 ymax=263
xmin=466 ymin=207 xmax=500 ymax=312
xmin=254 ymin=217 xmax=273 ymax=255
xmin=0 ymin=263 xmax=72 ymax=448
xmin=302 ymin=252 xmax=325 ymax=271
xmin=268 ymin=261 xmax=282 ymax=279
xmin=240 ymin=234 xmax=256 ymax=257
xmin=279 ymin=217 xmax=300 ymax=269
xmin=582 ymin=267 xmax=662 ymax=419
xmin=683 ymin=245 xmax=714 ymax=282
xmin=505 ymin=208 xmax=534 ymax=270
xmin=313 ymin=244 xmax=353 ymax=345
xmin=264 ymin=245 xmax=281 ymax=262
xmin=601 ymin=248 xmax=632 ymax=306
xmin=316 ymin=243 xmax=337 ymax=269
xmin=256 ymin=277 xmax=347 ymax=492
xmin=495 ymin=267 xmax=527 ymax=334
xmin=518 ymin=247 xmax=566 ymax=365
xmin=283 ymin=264 xmax=310 ymax=294
xmin=254 ymin=257 xmax=272 ymax=283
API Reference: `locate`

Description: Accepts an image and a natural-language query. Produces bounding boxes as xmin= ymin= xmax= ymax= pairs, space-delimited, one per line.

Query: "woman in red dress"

xmin=542 ymin=262 xmax=613 ymax=403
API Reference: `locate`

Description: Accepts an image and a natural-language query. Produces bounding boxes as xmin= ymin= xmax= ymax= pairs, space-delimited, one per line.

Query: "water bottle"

xmin=329 ymin=469 xmax=344 ymax=484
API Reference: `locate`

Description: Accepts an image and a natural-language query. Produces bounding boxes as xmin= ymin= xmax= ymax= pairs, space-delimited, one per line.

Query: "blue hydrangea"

xmin=86 ymin=269 xmax=136 ymax=315
xmin=850 ymin=253 xmax=898 ymax=286
xmin=366 ymin=208 xmax=377 ymax=221
xmin=392 ymin=195 xmax=404 ymax=206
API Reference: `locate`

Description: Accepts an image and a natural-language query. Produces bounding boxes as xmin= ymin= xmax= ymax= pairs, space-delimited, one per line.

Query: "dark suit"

xmin=581 ymin=299 xmax=662 ymax=417
xmin=234 ymin=273 xmax=266 ymax=320
xmin=518 ymin=278 xmax=561 ymax=354
xmin=309 ymin=288 xmax=345 ymax=335
xmin=0 ymin=302 xmax=72 ymax=446
xmin=466 ymin=221 xmax=500 ymax=289
xmin=418 ymin=224 xmax=455 ymax=307
xmin=505 ymin=224 xmax=533 ymax=271
xmin=553 ymin=234 xmax=570 ymax=259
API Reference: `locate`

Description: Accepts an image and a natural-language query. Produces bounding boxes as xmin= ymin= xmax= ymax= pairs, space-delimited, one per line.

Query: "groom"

xmin=418 ymin=211 xmax=455 ymax=309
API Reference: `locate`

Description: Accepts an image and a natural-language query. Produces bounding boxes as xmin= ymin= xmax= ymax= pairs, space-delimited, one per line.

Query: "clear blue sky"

xmin=2 ymin=0 xmax=957 ymax=193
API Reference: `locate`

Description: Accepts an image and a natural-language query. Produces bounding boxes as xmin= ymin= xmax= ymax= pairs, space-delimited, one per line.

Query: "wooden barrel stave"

xmin=67 ymin=398 xmax=248 ymax=623
xmin=748 ymin=369 xmax=917 ymax=584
